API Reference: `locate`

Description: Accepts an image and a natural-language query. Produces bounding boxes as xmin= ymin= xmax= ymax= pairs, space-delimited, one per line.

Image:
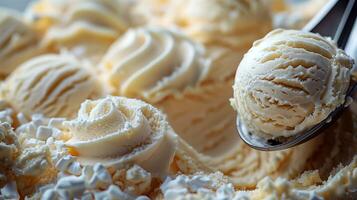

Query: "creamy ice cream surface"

xmin=233 ymin=29 xmax=354 ymax=139
xmin=64 ymin=96 xmax=178 ymax=177
xmin=1 ymin=1 xmax=357 ymax=199
xmin=100 ymin=26 xmax=209 ymax=102
xmin=134 ymin=0 xmax=272 ymax=50
xmin=0 ymin=8 xmax=44 ymax=78
xmin=26 ymin=0 xmax=131 ymax=63
xmin=1 ymin=54 xmax=104 ymax=118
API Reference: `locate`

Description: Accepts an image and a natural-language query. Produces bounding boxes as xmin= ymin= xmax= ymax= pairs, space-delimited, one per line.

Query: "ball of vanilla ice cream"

xmin=0 ymin=8 xmax=44 ymax=78
xmin=1 ymin=54 xmax=104 ymax=118
xmin=232 ymin=29 xmax=354 ymax=139
xmin=134 ymin=0 xmax=272 ymax=50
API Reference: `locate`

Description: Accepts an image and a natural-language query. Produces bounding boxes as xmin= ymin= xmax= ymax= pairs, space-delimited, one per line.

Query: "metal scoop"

xmin=237 ymin=0 xmax=357 ymax=151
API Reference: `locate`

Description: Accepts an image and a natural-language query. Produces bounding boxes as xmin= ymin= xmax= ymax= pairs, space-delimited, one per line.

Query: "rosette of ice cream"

xmin=64 ymin=96 xmax=178 ymax=177
xmin=0 ymin=9 xmax=43 ymax=78
xmin=232 ymin=29 xmax=354 ymax=139
xmin=100 ymin=27 xmax=208 ymax=102
xmin=1 ymin=54 xmax=104 ymax=118
xmin=26 ymin=0 xmax=131 ymax=62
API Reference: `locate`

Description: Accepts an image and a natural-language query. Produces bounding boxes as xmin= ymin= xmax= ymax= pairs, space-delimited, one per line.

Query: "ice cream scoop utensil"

xmin=237 ymin=0 xmax=357 ymax=151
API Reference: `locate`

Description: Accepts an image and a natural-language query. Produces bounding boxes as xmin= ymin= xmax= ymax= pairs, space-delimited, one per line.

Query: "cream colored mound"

xmin=26 ymin=0 xmax=130 ymax=63
xmin=134 ymin=0 xmax=272 ymax=50
xmin=100 ymin=26 xmax=209 ymax=103
xmin=0 ymin=9 xmax=44 ymax=78
xmin=1 ymin=54 xmax=104 ymax=118
xmin=64 ymin=96 xmax=178 ymax=177
xmin=233 ymin=29 xmax=353 ymax=139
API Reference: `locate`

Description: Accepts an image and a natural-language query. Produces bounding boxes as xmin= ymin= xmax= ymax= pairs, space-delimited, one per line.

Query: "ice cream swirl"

xmin=100 ymin=27 xmax=209 ymax=103
xmin=64 ymin=96 xmax=177 ymax=177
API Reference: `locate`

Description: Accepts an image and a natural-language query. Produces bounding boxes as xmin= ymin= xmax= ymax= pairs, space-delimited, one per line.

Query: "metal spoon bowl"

xmin=237 ymin=79 xmax=356 ymax=151
xmin=236 ymin=0 xmax=357 ymax=151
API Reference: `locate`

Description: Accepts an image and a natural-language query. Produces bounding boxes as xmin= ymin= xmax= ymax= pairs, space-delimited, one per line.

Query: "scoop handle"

xmin=304 ymin=0 xmax=356 ymax=49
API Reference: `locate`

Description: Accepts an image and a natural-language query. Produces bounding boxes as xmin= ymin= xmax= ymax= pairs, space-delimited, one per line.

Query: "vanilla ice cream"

xmin=134 ymin=0 xmax=272 ymax=51
xmin=26 ymin=0 xmax=130 ymax=63
xmin=232 ymin=29 xmax=354 ymax=139
xmin=0 ymin=9 xmax=43 ymax=78
xmin=64 ymin=96 xmax=177 ymax=177
xmin=0 ymin=123 xmax=19 ymax=188
xmin=125 ymin=0 xmax=273 ymax=158
xmin=1 ymin=54 xmax=104 ymax=119
xmin=100 ymin=27 xmax=208 ymax=102
xmin=98 ymin=26 xmax=324 ymax=189
xmin=100 ymin=27 xmax=239 ymax=155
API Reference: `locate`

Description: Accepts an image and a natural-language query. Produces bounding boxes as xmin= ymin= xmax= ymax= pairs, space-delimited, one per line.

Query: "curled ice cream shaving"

xmin=0 ymin=8 xmax=43 ymax=78
xmin=14 ymin=144 xmax=53 ymax=177
xmin=38 ymin=162 xmax=151 ymax=200
xmin=10 ymin=114 xmax=71 ymax=197
xmin=124 ymin=165 xmax=152 ymax=195
xmin=56 ymin=155 xmax=82 ymax=176
xmin=160 ymin=172 xmax=247 ymax=200
xmin=1 ymin=54 xmax=104 ymax=118
xmin=64 ymin=96 xmax=177 ymax=177
xmin=0 ymin=123 xmax=18 ymax=164
xmin=0 ymin=123 xmax=19 ymax=187
xmin=233 ymin=29 xmax=354 ymax=138
xmin=100 ymin=27 xmax=209 ymax=102
xmin=134 ymin=0 xmax=272 ymax=50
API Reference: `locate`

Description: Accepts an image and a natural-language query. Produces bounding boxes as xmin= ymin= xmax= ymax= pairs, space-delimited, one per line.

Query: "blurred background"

xmin=0 ymin=0 xmax=33 ymax=10
xmin=0 ymin=0 xmax=355 ymax=60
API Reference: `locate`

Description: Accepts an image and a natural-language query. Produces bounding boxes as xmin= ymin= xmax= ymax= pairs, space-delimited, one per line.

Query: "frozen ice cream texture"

xmin=1 ymin=54 xmax=104 ymax=118
xmin=232 ymin=29 xmax=354 ymax=139
xmin=0 ymin=8 xmax=44 ymax=78
xmin=0 ymin=0 xmax=357 ymax=199
xmin=64 ymin=96 xmax=178 ymax=177
xmin=134 ymin=0 xmax=272 ymax=50
xmin=26 ymin=0 xmax=131 ymax=63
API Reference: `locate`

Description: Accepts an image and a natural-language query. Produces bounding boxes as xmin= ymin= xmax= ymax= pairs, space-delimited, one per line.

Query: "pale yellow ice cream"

xmin=99 ymin=26 xmax=324 ymax=189
xmin=232 ymin=29 xmax=354 ymax=139
xmin=100 ymin=27 xmax=239 ymax=156
xmin=1 ymin=54 xmax=104 ymax=119
xmin=100 ymin=27 xmax=209 ymax=102
xmin=134 ymin=0 xmax=272 ymax=51
xmin=0 ymin=9 xmax=44 ymax=78
xmin=128 ymin=0 xmax=273 ymax=157
xmin=26 ymin=0 xmax=130 ymax=63
xmin=64 ymin=96 xmax=178 ymax=177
